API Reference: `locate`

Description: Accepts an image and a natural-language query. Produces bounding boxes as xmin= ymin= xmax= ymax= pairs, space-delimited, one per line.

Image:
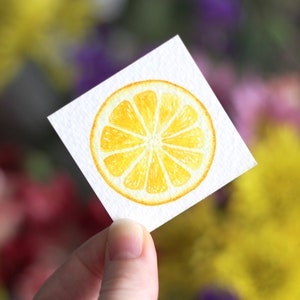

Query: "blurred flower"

xmin=75 ymin=36 xmax=118 ymax=95
xmin=0 ymin=170 xmax=79 ymax=289
xmin=1 ymin=2 xmax=300 ymax=299
xmin=195 ymin=0 xmax=241 ymax=28
xmin=194 ymin=0 xmax=242 ymax=54
xmin=0 ymin=145 xmax=25 ymax=248
xmin=1 ymin=226 xmax=70 ymax=298
xmin=0 ymin=171 xmax=24 ymax=248
xmin=197 ymin=285 xmax=239 ymax=300
xmin=267 ymin=74 xmax=300 ymax=130
xmin=0 ymin=145 xmax=110 ymax=298
xmin=213 ymin=224 xmax=300 ymax=300
xmin=155 ymin=115 xmax=300 ymax=299
xmin=20 ymin=173 xmax=80 ymax=227
xmin=230 ymin=125 xmax=300 ymax=227
xmin=231 ymin=76 xmax=270 ymax=142
xmin=194 ymin=54 xmax=300 ymax=145
xmin=210 ymin=126 xmax=300 ymax=300
xmin=154 ymin=198 xmax=228 ymax=299
xmin=232 ymin=74 xmax=300 ymax=143
xmin=0 ymin=0 xmax=96 ymax=90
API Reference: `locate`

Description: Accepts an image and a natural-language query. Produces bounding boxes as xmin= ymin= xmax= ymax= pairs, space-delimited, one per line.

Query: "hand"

xmin=34 ymin=219 xmax=158 ymax=300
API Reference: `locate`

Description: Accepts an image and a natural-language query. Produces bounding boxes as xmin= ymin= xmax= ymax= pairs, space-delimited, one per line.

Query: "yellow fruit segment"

xmin=90 ymin=80 xmax=216 ymax=205
xmin=146 ymin=152 xmax=168 ymax=193
xmin=162 ymin=105 xmax=198 ymax=137
xmin=109 ymin=100 xmax=146 ymax=136
xmin=157 ymin=93 xmax=180 ymax=133
xmin=101 ymin=126 xmax=144 ymax=151
xmin=160 ymin=151 xmax=191 ymax=186
xmin=134 ymin=90 xmax=157 ymax=134
xmin=162 ymin=146 xmax=203 ymax=170
xmin=124 ymin=151 xmax=150 ymax=190
xmin=104 ymin=147 xmax=145 ymax=176
xmin=163 ymin=127 xmax=204 ymax=149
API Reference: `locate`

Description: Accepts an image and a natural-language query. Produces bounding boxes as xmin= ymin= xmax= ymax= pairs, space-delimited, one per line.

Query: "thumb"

xmin=99 ymin=219 xmax=158 ymax=300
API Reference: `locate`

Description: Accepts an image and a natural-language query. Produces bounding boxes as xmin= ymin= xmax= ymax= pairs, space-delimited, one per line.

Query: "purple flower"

xmin=193 ymin=0 xmax=242 ymax=54
xmin=197 ymin=285 xmax=239 ymax=300
xmin=195 ymin=0 xmax=242 ymax=28
xmin=74 ymin=39 xmax=118 ymax=96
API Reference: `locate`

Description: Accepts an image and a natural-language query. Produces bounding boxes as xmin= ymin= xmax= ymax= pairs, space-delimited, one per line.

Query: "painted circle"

xmin=90 ymin=80 xmax=216 ymax=205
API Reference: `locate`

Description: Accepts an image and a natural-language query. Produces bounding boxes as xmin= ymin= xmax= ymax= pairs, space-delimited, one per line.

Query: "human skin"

xmin=34 ymin=219 xmax=158 ymax=300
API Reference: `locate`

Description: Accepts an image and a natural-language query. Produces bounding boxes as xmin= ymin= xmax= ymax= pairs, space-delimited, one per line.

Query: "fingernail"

xmin=108 ymin=219 xmax=144 ymax=260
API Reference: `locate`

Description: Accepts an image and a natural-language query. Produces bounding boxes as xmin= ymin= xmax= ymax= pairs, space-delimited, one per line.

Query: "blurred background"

xmin=0 ymin=0 xmax=299 ymax=299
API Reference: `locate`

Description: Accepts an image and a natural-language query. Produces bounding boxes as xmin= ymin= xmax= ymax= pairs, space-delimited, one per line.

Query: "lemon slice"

xmin=90 ymin=80 xmax=216 ymax=205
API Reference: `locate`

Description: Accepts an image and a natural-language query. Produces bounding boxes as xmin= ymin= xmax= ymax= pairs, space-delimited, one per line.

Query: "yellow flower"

xmin=0 ymin=0 xmax=94 ymax=89
xmin=230 ymin=125 xmax=300 ymax=225
xmin=154 ymin=197 xmax=229 ymax=299
xmin=213 ymin=223 xmax=300 ymax=299
xmin=211 ymin=126 xmax=300 ymax=299
xmin=155 ymin=126 xmax=300 ymax=299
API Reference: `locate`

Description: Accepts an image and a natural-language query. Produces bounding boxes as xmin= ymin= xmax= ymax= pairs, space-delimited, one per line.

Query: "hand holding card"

xmin=48 ymin=36 xmax=256 ymax=231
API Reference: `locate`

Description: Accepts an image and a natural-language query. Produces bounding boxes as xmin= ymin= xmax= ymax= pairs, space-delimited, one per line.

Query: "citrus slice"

xmin=90 ymin=80 xmax=216 ymax=205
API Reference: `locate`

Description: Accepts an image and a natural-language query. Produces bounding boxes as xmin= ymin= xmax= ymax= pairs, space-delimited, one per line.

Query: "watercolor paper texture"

xmin=48 ymin=36 xmax=256 ymax=231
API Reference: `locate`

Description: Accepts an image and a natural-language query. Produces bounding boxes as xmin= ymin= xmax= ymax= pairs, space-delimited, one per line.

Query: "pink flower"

xmin=18 ymin=172 xmax=80 ymax=227
xmin=194 ymin=52 xmax=300 ymax=144
xmin=267 ymin=74 xmax=300 ymax=130
xmin=0 ymin=171 xmax=24 ymax=248
xmin=231 ymin=77 xmax=270 ymax=143
xmin=232 ymin=74 xmax=300 ymax=143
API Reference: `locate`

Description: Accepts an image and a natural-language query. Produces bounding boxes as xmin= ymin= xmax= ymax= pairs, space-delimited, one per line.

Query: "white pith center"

xmin=145 ymin=133 xmax=161 ymax=150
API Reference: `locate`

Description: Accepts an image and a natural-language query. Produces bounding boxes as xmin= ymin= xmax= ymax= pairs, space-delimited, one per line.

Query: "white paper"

xmin=48 ymin=36 xmax=256 ymax=231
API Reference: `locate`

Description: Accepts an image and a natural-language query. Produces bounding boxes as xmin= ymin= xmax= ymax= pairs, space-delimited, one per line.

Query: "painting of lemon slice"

xmin=90 ymin=80 xmax=216 ymax=205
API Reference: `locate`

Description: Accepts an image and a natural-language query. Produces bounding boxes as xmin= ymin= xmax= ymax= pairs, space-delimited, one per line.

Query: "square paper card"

xmin=49 ymin=36 xmax=256 ymax=231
